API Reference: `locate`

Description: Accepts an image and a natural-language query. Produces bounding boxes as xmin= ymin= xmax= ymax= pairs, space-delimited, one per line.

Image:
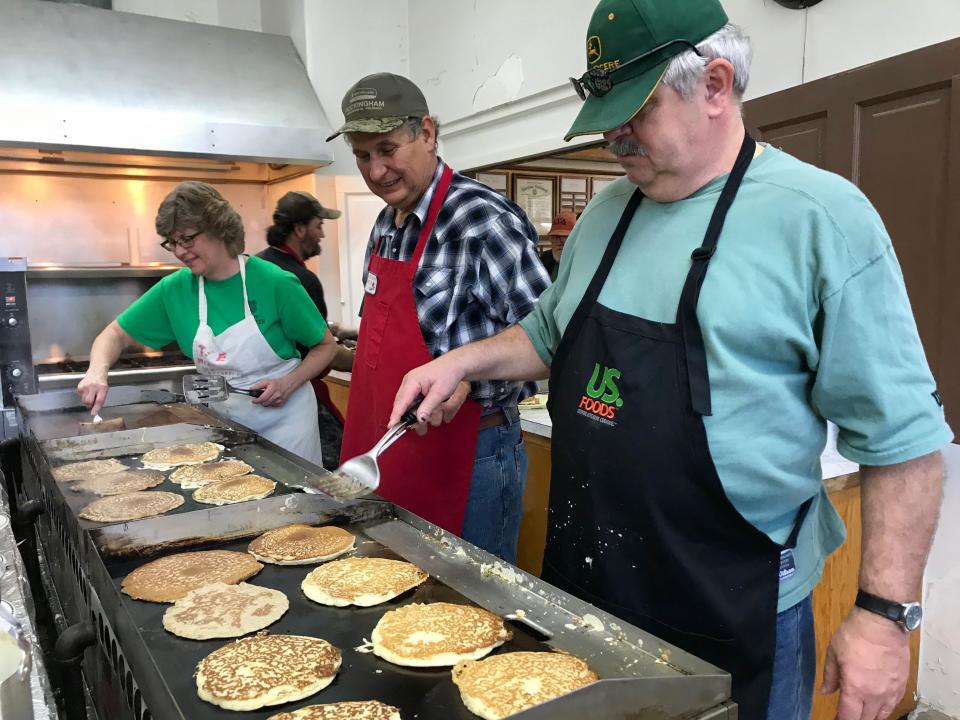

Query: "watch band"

xmin=855 ymin=590 xmax=904 ymax=623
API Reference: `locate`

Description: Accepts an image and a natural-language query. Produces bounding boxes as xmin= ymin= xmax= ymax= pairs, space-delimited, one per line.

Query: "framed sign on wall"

xmin=513 ymin=175 xmax=556 ymax=235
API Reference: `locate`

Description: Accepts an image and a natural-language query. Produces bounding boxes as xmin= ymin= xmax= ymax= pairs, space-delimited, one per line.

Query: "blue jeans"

xmin=767 ymin=594 xmax=816 ymax=720
xmin=460 ymin=407 xmax=528 ymax=564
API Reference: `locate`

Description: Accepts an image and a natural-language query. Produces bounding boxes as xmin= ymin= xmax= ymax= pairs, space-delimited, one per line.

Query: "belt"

xmin=478 ymin=407 xmax=515 ymax=431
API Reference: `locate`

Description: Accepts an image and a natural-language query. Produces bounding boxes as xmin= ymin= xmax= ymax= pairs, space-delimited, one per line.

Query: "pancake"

xmin=268 ymin=701 xmax=401 ymax=720
xmin=70 ymin=469 xmax=165 ymax=496
xmin=302 ymin=557 xmax=427 ymax=607
xmin=248 ymin=524 xmax=355 ymax=565
xmin=371 ymin=602 xmax=511 ymax=667
xmin=163 ymin=582 xmax=288 ymax=640
xmin=78 ymin=491 xmax=183 ymax=523
xmin=121 ymin=550 xmax=263 ymax=603
xmin=192 ymin=475 xmax=276 ymax=505
xmin=170 ymin=460 xmax=253 ymax=489
xmin=52 ymin=458 xmax=127 ymax=482
xmin=140 ymin=442 xmax=223 ymax=470
xmin=196 ymin=634 xmax=341 ymax=711
xmin=452 ymin=651 xmax=598 ymax=720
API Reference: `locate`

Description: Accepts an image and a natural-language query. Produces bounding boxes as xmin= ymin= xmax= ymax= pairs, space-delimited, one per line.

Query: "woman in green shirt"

xmin=77 ymin=182 xmax=337 ymax=465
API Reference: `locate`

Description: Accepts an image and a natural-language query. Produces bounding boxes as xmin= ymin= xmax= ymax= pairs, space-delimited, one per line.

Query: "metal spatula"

xmin=321 ymin=405 xmax=421 ymax=499
xmin=182 ymin=374 xmax=265 ymax=404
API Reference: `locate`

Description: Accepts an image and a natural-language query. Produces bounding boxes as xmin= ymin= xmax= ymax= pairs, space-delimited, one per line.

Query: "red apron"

xmin=340 ymin=165 xmax=481 ymax=533
xmin=272 ymin=244 xmax=346 ymax=426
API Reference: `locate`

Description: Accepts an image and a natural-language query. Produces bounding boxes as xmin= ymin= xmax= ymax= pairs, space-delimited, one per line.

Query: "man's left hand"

xmin=250 ymin=376 xmax=299 ymax=408
xmin=821 ymin=606 xmax=910 ymax=720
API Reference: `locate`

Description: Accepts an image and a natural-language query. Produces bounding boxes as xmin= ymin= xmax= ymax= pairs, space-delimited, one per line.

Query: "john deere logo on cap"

xmin=587 ymin=36 xmax=602 ymax=64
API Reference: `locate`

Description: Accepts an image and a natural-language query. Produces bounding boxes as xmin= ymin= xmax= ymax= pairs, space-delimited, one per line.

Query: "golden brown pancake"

xmin=196 ymin=634 xmax=341 ymax=711
xmin=169 ymin=460 xmax=253 ymax=488
xmin=192 ymin=475 xmax=276 ymax=505
xmin=70 ymin=469 xmax=165 ymax=496
xmin=268 ymin=701 xmax=401 ymax=720
xmin=248 ymin=524 xmax=355 ymax=565
xmin=302 ymin=557 xmax=427 ymax=607
xmin=372 ymin=602 xmax=511 ymax=667
xmin=140 ymin=442 xmax=223 ymax=469
xmin=78 ymin=491 xmax=183 ymax=523
xmin=52 ymin=458 xmax=127 ymax=482
xmin=162 ymin=582 xmax=288 ymax=640
xmin=452 ymin=651 xmax=598 ymax=719
xmin=121 ymin=550 xmax=263 ymax=603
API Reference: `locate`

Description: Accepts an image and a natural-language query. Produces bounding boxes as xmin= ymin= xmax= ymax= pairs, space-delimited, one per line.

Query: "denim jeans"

xmin=460 ymin=407 xmax=528 ymax=564
xmin=766 ymin=594 xmax=816 ymax=720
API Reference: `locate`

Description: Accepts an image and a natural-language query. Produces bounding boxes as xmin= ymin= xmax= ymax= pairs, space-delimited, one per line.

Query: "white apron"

xmin=192 ymin=256 xmax=323 ymax=465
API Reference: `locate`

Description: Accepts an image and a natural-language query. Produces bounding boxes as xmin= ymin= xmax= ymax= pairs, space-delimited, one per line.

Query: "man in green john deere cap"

xmin=390 ymin=1 xmax=950 ymax=719
xmin=330 ymin=73 xmax=550 ymax=564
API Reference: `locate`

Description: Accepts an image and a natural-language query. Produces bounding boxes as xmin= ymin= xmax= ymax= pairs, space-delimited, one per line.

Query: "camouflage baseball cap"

xmin=565 ymin=0 xmax=728 ymax=141
xmin=326 ymin=73 xmax=430 ymax=141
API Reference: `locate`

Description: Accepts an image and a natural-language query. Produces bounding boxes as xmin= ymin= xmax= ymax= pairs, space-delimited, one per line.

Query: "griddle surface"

xmin=106 ymin=522 xmax=552 ymax=720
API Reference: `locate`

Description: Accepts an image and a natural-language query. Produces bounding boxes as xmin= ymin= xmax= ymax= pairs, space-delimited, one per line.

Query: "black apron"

xmin=543 ymin=134 xmax=810 ymax=720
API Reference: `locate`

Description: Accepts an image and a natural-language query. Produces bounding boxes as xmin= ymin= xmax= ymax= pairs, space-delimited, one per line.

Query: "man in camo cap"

xmin=330 ymin=73 xmax=550 ymax=564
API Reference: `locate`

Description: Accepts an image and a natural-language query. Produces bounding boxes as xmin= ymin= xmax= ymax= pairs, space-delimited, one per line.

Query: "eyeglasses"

xmin=160 ymin=230 xmax=203 ymax=252
xmin=569 ymin=39 xmax=702 ymax=100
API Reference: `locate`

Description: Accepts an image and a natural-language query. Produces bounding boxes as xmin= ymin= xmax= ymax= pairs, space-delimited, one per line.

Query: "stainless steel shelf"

xmin=27 ymin=266 xmax=181 ymax=280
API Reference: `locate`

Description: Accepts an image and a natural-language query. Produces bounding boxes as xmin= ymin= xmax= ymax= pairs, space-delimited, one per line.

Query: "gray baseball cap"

xmin=274 ymin=191 xmax=340 ymax=223
xmin=326 ymin=72 xmax=430 ymax=141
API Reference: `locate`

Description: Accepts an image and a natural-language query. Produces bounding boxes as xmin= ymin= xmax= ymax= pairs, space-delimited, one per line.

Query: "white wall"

xmin=113 ymin=0 xmax=262 ymax=31
xmin=919 ymin=443 xmax=960 ymax=718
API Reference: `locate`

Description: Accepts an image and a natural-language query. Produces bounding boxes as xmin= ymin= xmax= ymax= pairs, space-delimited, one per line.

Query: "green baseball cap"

xmin=326 ymin=73 xmax=430 ymax=141
xmin=565 ymin=0 xmax=728 ymax=141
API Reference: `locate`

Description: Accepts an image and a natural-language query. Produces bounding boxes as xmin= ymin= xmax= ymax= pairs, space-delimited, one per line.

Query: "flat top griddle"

xmin=28 ymin=403 xmax=215 ymax=441
xmin=105 ymin=522 xmax=550 ymax=720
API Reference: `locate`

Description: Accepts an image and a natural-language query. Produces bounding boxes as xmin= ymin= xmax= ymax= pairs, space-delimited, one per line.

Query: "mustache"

xmin=607 ymin=137 xmax=647 ymax=157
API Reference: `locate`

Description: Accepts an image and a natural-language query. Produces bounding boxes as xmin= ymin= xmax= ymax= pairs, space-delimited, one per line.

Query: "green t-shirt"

xmin=520 ymin=146 xmax=953 ymax=611
xmin=117 ymin=256 xmax=327 ymax=360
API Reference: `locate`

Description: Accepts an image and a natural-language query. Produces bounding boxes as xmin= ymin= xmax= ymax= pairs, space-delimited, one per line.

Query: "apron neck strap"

xmin=679 ymin=132 xmax=756 ymax=416
xmin=410 ymin=163 xmax=454 ymax=267
xmin=198 ymin=255 xmax=251 ymax=324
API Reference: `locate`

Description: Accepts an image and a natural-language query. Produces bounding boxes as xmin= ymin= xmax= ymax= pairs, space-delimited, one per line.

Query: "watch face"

xmin=903 ymin=603 xmax=923 ymax=631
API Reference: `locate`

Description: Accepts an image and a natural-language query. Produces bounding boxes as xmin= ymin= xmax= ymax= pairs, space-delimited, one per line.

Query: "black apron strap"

xmin=785 ymin=496 xmax=814 ymax=549
xmin=552 ymin=189 xmax=644 ymax=368
xmin=678 ymin=133 xmax=757 ymax=416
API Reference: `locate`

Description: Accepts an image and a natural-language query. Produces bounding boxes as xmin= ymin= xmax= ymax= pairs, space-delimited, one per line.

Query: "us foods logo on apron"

xmin=577 ymin=363 xmax=623 ymax=426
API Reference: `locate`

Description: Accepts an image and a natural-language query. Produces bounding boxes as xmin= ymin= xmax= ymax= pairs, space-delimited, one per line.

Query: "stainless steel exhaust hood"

xmin=0 ymin=0 xmax=333 ymax=165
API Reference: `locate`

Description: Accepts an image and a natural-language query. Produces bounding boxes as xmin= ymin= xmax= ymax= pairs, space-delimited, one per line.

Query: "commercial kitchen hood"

xmin=0 ymin=0 xmax=334 ymax=166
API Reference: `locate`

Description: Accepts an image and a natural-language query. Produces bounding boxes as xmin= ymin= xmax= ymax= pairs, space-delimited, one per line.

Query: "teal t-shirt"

xmin=117 ymin=255 xmax=327 ymax=360
xmin=520 ymin=145 xmax=953 ymax=610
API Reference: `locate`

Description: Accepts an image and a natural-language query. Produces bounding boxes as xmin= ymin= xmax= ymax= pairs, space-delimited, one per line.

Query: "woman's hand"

xmin=250 ymin=374 xmax=300 ymax=408
xmin=77 ymin=372 xmax=109 ymax=416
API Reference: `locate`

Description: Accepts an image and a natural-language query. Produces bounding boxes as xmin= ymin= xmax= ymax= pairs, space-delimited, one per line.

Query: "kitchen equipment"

xmin=0 ymin=600 xmax=33 ymax=720
xmin=323 ymin=406 xmax=419 ymax=499
xmin=182 ymin=374 xmax=264 ymax=403
xmin=0 ymin=258 xmax=38 ymax=440
xmin=13 ymin=386 xmax=736 ymax=720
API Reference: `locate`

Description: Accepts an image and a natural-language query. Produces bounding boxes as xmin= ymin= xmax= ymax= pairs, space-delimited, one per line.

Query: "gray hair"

xmin=661 ymin=23 xmax=752 ymax=102
xmin=155 ymin=181 xmax=245 ymax=256
xmin=344 ymin=115 xmax=441 ymax=147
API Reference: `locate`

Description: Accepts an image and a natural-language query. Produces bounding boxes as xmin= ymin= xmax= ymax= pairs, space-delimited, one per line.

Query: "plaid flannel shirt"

xmin=363 ymin=160 xmax=550 ymax=407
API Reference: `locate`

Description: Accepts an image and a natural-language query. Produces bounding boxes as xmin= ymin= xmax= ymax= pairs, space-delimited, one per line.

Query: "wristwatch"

xmin=855 ymin=590 xmax=923 ymax=631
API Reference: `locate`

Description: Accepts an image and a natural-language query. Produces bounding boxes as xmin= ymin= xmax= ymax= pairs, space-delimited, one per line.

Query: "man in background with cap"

xmin=389 ymin=1 xmax=950 ymax=718
xmin=259 ymin=191 xmax=354 ymax=468
xmin=327 ymin=72 xmax=549 ymax=564
xmin=539 ymin=210 xmax=577 ymax=282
